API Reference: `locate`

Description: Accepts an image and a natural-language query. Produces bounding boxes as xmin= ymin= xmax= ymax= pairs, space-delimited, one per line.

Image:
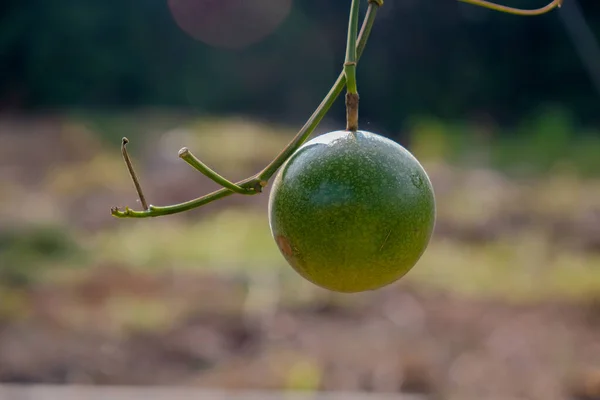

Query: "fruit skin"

xmin=268 ymin=130 xmax=436 ymax=293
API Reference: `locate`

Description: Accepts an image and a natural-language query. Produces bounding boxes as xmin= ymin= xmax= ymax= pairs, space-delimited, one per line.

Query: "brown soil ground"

xmin=1 ymin=267 xmax=599 ymax=400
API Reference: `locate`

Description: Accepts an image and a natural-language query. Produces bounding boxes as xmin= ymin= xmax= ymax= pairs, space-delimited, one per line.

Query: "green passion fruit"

xmin=268 ymin=130 xmax=436 ymax=293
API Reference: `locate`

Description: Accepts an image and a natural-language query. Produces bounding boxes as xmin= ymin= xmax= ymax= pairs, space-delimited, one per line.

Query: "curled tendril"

xmin=459 ymin=0 xmax=563 ymax=15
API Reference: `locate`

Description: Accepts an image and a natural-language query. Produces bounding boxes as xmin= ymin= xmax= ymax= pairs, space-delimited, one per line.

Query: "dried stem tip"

xmin=121 ymin=137 xmax=149 ymax=211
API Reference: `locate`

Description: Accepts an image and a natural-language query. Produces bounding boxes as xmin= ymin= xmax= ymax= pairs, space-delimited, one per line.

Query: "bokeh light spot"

xmin=168 ymin=0 xmax=293 ymax=49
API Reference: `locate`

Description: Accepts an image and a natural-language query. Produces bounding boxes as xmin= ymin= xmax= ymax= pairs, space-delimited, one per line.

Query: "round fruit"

xmin=268 ymin=130 xmax=436 ymax=293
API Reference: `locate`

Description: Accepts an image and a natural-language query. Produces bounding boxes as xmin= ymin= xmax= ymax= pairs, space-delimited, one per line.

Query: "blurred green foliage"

xmin=0 ymin=225 xmax=81 ymax=287
xmin=409 ymin=107 xmax=600 ymax=177
xmin=59 ymin=109 xmax=600 ymax=177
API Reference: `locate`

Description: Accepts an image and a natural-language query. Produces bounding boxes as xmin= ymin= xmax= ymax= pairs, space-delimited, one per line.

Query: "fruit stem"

xmin=345 ymin=93 xmax=359 ymax=132
xmin=344 ymin=0 xmax=362 ymax=132
xmin=111 ymin=1 xmax=383 ymax=219
xmin=458 ymin=0 xmax=562 ymax=15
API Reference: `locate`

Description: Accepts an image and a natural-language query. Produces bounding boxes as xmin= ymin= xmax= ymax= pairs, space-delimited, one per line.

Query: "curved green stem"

xmin=459 ymin=0 xmax=562 ymax=15
xmin=111 ymin=1 xmax=383 ymax=219
xmin=111 ymin=184 xmax=235 ymax=218
xmin=344 ymin=0 xmax=361 ymax=95
xmin=178 ymin=147 xmax=257 ymax=195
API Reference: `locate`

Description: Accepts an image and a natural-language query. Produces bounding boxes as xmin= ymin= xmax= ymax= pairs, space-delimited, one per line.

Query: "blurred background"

xmin=1 ymin=0 xmax=600 ymax=399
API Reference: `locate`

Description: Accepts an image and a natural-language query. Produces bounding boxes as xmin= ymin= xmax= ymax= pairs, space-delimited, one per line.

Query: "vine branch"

xmin=459 ymin=0 xmax=562 ymax=16
xmin=111 ymin=1 xmax=383 ymax=219
xmin=111 ymin=0 xmax=561 ymax=219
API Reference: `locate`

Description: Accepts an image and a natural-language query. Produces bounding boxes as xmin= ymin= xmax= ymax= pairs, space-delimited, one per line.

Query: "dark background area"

xmin=1 ymin=0 xmax=599 ymax=129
